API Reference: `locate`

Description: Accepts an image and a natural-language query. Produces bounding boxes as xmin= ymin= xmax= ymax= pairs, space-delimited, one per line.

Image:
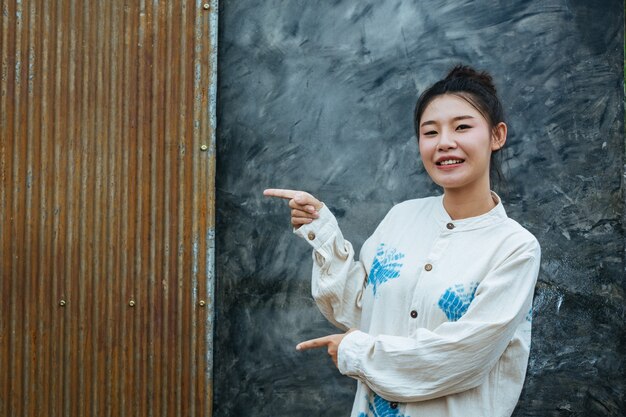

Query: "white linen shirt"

xmin=294 ymin=192 xmax=541 ymax=417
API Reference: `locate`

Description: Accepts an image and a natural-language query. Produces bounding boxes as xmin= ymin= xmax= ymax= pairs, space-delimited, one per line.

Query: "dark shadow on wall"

xmin=214 ymin=0 xmax=625 ymax=416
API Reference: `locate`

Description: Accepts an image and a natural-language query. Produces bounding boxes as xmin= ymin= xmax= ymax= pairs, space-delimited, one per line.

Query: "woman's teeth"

xmin=438 ymin=159 xmax=464 ymax=166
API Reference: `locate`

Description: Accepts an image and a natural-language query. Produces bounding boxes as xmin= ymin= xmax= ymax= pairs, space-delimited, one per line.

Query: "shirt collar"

xmin=434 ymin=190 xmax=508 ymax=231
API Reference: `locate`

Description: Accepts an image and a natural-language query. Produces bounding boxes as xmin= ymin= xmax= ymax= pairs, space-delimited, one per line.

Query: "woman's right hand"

xmin=263 ymin=188 xmax=323 ymax=229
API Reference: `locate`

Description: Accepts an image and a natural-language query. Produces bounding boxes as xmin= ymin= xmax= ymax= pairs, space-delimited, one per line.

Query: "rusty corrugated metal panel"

xmin=0 ymin=1 xmax=217 ymax=416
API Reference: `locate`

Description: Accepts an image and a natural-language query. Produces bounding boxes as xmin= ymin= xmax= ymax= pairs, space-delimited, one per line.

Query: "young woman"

xmin=264 ymin=65 xmax=541 ymax=417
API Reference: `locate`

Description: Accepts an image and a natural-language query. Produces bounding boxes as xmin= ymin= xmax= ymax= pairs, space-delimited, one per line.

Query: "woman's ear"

xmin=491 ymin=122 xmax=507 ymax=151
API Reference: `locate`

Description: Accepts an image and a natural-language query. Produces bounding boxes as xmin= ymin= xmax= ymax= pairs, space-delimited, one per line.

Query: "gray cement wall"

xmin=214 ymin=1 xmax=625 ymax=415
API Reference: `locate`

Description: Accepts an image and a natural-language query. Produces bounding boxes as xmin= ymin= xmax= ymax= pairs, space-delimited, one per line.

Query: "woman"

xmin=264 ymin=65 xmax=541 ymax=417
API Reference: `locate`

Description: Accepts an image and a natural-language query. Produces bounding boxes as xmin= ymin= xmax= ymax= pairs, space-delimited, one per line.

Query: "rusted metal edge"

xmin=205 ymin=0 xmax=219 ymax=414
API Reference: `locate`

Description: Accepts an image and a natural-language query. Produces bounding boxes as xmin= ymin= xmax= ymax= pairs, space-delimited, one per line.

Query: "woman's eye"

xmin=423 ymin=130 xmax=437 ymax=136
xmin=456 ymin=124 xmax=471 ymax=131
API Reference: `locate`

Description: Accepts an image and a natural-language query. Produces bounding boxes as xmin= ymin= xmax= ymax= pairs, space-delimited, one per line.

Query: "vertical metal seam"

xmin=11 ymin=0 xmax=23 ymax=412
xmin=61 ymin=0 xmax=74 ymax=414
xmin=0 ymin=2 xmax=10 ymax=411
xmin=162 ymin=2 xmax=174 ymax=416
xmin=29 ymin=1 xmax=46 ymax=415
xmin=77 ymin=1 xmax=90 ymax=415
xmin=92 ymin=0 xmax=104 ymax=412
xmin=66 ymin=1 xmax=80 ymax=415
xmin=40 ymin=0 xmax=54 ymax=415
xmin=11 ymin=2 xmax=28 ymax=414
xmin=147 ymin=0 xmax=159 ymax=417
xmin=176 ymin=1 xmax=189 ymax=415
xmin=119 ymin=1 xmax=131 ymax=414
xmin=48 ymin=0 xmax=62 ymax=414
xmin=191 ymin=1 xmax=204 ymax=415
xmin=105 ymin=0 xmax=117 ymax=415
xmin=135 ymin=0 xmax=147 ymax=414
xmin=21 ymin=1 xmax=34 ymax=414
xmin=0 ymin=0 xmax=6 ymax=408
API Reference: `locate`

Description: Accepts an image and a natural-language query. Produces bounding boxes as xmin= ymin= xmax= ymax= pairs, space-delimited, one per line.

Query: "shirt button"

xmin=424 ymin=263 xmax=432 ymax=271
xmin=446 ymin=222 xmax=455 ymax=230
xmin=307 ymin=231 xmax=316 ymax=241
xmin=410 ymin=310 xmax=418 ymax=318
xmin=390 ymin=402 xmax=398 ymax=409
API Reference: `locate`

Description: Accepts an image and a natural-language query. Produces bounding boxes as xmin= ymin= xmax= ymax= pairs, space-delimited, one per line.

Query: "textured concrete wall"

xmin=214 ymin=1 xmax=624 ymax=415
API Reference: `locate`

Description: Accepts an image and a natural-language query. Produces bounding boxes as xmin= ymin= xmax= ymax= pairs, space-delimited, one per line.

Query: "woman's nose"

xmin=437 ymin=130 xmax=457 ymax=150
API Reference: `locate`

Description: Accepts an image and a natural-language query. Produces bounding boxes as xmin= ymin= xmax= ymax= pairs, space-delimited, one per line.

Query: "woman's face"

xmin=418 ymin=94 xmax=505 ymax=194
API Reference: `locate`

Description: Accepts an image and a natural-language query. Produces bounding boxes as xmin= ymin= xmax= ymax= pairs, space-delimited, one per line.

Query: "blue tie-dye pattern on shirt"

xmin=438 ymin=282 xmax=479 ymax=321
xmin=367 ymin=243 xmax=405 ymax=296
xmin=358 ymin=393 xmax=408 ymax=417
xmin=525 ymin=307 xmax=533 ymax=322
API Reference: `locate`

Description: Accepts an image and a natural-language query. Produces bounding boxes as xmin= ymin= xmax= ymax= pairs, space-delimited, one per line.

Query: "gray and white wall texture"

xmin=214 ymin=1 xmax=624 ymax=415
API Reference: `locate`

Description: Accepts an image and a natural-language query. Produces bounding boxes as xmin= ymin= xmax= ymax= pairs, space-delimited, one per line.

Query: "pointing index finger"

xmin=263 ymin=188 xmax=298 ymax=200
xmin=296 ymin=336 xmax=331 ymax=351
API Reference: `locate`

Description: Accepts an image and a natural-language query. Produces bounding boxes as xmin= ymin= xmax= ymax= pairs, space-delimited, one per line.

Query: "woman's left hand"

xmin=296 ymin=329 xmax=357 ymax=368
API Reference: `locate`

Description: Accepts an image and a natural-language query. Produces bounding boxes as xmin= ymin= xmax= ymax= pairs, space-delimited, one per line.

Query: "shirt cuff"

xmin=293 ymin=203 xmax=341 ymax=259
xmin=337 ymin=330 xmax=373 ymax=377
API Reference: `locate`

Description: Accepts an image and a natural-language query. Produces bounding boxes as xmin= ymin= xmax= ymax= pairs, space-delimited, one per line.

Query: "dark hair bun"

xmin=445 ymin=65 xmax=497 ymax=95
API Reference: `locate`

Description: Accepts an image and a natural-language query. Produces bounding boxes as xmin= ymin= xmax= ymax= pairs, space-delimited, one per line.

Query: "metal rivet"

xmin=203 ymin=3 xmax=210 ymax=10
xmin=199 ymin=300 xmax=206 ymax=307
xmin=129 ymin=300 xmax=136 ymax=307
xmin=200 ymin=144 xmax=208 ymax=151
xmin=59 ymin=300 xmax=66 ymax=307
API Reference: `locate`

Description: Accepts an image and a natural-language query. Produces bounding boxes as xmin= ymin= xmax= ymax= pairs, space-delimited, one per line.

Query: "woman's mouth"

xmin=436 ymin=159 xmax=465 ymax=167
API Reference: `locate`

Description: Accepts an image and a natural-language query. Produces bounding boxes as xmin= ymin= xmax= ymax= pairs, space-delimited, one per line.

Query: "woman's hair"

xmin=413 ymin=65 xmax=506 ymax=188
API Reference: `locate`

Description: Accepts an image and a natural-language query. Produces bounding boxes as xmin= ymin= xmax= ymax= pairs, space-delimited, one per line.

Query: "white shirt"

xmin=294 ymin=192 xmax=541 ymax=417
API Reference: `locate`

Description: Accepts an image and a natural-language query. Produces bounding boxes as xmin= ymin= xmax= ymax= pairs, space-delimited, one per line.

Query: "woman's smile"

xmin=435 ymin=157 xmax=466 ymax=169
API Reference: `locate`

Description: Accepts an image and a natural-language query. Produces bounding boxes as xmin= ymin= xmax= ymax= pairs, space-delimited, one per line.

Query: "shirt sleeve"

xmin=336 ymin=239 xmax=541 ymax=402
xmin=294 ymin=203 xmax=382 ymax=331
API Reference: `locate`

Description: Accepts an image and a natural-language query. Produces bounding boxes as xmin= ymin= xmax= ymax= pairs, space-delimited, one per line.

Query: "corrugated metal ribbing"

xmin=0 ymin=1 xmax=218 ymax=416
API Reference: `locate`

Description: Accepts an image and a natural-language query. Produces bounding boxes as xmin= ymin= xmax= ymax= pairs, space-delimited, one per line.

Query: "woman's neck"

xmin=442 ymin=187 xmax=497 ymax=220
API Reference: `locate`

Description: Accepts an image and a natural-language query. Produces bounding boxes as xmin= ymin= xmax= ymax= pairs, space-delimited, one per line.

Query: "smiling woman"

xmin=418 ymin=95 xmax=504 ymax=205
xmin=415 ymin=66 xmax=508 ymax=198
xmin=414 ymin=66 xmax=508 ymax=219
xmin=265 ymin=65 xmax=541 ymax=417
